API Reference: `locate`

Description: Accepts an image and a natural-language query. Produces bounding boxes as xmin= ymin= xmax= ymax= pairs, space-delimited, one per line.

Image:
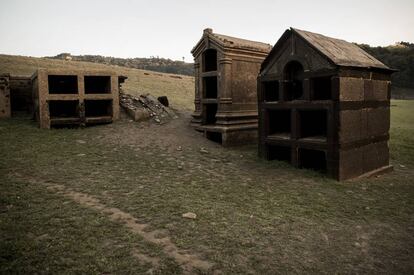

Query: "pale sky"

xmin=0 ymin=0 xmax=413 ymax=62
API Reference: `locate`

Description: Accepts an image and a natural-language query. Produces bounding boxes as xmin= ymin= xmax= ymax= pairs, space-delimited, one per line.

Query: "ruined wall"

xmin=0 ymin=74 xmax=11 ymax=118
xmin=10 ymin=75 xmax=32 ymax=114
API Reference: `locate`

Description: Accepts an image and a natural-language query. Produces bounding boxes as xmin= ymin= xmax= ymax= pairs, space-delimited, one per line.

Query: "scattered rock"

xmin=177 ymin=146 xmax=182 ymax=151
xmin=120 ymin=93 xmax=177 ymax=124
xmin=182 ymin=212 xmax=197 ymax=219
xmin=399 ymin=164 xmax=406 ymax=168
xmin=127 ymin=108 xmax=150 ymax=122
xmin=200 ymin=147 xmax=209 ymax=154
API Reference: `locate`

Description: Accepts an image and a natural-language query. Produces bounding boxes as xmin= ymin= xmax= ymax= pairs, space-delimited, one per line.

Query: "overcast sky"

xmin=0 ymin=0 xmax=413 ymax=62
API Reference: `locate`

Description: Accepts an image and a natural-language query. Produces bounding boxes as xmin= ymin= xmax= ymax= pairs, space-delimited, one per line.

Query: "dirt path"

xmin=36 ymin=181 xmax=215 ymax=274
xmin=100 ymin=110 xmax=219 ymax=151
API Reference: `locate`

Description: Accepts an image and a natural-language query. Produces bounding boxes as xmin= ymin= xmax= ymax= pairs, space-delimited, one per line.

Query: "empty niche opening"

xmin=311 ymin=76 xmax=332 ymax=100
xmin=49 ymin=100 xmax=79 ymax=118
xmin=84 ymin=76 xmax=111 ymax=94
xmin=48 ymin=75 xmax=78 ymax=94
xmin=204 ymin=104 xmax=217 ymax=125
xmin=206 ymin=131 xmax=222 ymax=144
xmin=267 ymin=145 xmax=291 ymax=162
xmin=299 ymin=148 xmax=327 ymax=172
xmin=203 ymin=49 xmax=217 ymax=72
xmin=11 ymin=89 xmax=31 ymax=114
xmin=85 ymin=100 xmax=112 ymax=117
xmin=263 ymin=80 xmax=279 ymax=101
xmin=268 ymin=110 xmax=291 ymax=138
xmin=283 ymin=61 xmax=304 ymax=101
xmin=203 ymin=76 xmax=217 ymax=98
xmin=299 ymin=110 xmax=327 ymax=139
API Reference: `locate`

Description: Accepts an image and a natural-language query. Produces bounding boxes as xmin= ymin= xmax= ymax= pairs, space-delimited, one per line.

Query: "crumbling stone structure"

xmin=191 ymin=28 xmax=272 ymax=145
xmin=10 ymin=75 xmax=33 ymax=114
xmin=0 ymin=74 xmax=11 ymax=118
xmin=32 ymin=69 xmax=120 ymax=128
xmin=258 ymin=28 xmax=395 ymax=180
xmin=0 ymin=74 xmax=33 ymax=118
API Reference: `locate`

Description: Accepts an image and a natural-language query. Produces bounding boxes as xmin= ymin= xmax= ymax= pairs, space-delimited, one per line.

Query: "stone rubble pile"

xmin=120 ymin=92 xmax=177 ymax=124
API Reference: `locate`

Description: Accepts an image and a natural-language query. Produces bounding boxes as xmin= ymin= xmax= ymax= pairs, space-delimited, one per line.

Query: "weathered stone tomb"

xmin=258 ymin=28 xmax=395 ymax=180
xmin=191 ymin=28 xmax=272 ymax=145
xmin=32 ymin=69 xmax=121 ymax=128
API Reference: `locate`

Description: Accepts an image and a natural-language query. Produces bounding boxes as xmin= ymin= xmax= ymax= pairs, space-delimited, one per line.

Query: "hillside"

xmin=358 ymin=42 xmax=414 ymax=97
xmin=47 ymin=53 xmax=194 ymax=76
xmin=0 ymin=54 xmax=195 ymax=111
xmin=47 ymin=44 xmax=413 ymax=98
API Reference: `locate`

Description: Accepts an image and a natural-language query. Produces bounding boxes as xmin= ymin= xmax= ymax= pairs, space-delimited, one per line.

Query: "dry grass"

xmin=0 ymin=54 xmax=413 ymax=274
xmin=0 ymin=101 xmax=413 ymax=274
xmin=0 ymin=54 xmax=195 ymax=110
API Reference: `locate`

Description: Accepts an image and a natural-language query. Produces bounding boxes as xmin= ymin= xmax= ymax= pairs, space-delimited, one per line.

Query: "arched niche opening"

xmin=203 ymin=49 xmax=217 ymax=72
xmin=283 ymin=61 xmax=304 ymax=100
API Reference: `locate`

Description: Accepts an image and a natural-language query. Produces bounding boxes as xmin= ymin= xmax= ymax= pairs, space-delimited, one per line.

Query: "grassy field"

xmin=0 ymin=55 xmax=413 ymax=274
xmin=0 ymin=54 xmax=194 ymax=110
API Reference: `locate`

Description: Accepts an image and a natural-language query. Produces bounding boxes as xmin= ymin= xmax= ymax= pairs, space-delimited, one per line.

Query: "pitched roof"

xmin=192 ymin=28 xmax=272 ymax=54
xmin=292 ymin=28 xmax=390 ymax=69
xmin=261 ymin=28 xmax=393 ymax=72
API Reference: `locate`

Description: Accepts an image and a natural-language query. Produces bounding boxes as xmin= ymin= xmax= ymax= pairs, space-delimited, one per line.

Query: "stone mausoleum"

xmin=258 ymin=28 xmax=395 ymax=180
xmin=191 ymin=28 xmax=272 ymax=146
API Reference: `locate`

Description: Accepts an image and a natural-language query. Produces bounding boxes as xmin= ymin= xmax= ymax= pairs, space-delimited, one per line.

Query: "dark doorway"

xmin=267 ymin=145 xmax=291 ymax=162
xmin=311 ymin=76 xmax=332 ymax=100
xmin=85 ymin=100 xmax=112 ymax=117
xmin=283 ymin=61 xmax=304 ymax=100
xmin=84 ymin=76 xmax=111 ymax=94
xmin=299 ymin=110 xmax=327 ymax=139
xmin=203 ymin=49 xmax=217 ymax=72
xmin=262 ymin=80 xmax=279 ymax=101
xmin=203 ymin=104 xmax=217 ymax=125
xmin=49 ymin=100 xmax=79 ymax=118
xmin=203 ymin=76 xmax=218 ymax=98
xmin=48 ymin=75 xmax=78 ymax=94
xmin=268 ymin=110 xmax=291 ymax=137
xmin=299 ymin=148 xmax=327 ymax=172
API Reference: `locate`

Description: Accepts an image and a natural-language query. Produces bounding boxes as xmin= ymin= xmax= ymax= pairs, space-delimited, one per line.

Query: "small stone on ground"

xmin=182 ymin=212 xmax=197 ymax=219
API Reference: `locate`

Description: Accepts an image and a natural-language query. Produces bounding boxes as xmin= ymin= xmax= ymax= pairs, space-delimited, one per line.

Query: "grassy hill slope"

xmin=47 ymin=54 xmax=194 ymax=76
xmin=0 ymin=54 xmax=195 ymax=111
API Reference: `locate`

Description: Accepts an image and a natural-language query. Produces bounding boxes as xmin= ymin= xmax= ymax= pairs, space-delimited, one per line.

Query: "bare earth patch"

xmin=42 ymin=182 xmax=215 ymax=273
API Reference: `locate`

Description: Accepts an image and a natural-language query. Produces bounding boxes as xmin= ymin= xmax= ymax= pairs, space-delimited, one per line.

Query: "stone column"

xmin=38 ymin=70 xmax=50 ymax=129
xmin=194 ymin=62 xmax=201 ymax=112
xmin=218 ymin=57 xmax=232 ymax=112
